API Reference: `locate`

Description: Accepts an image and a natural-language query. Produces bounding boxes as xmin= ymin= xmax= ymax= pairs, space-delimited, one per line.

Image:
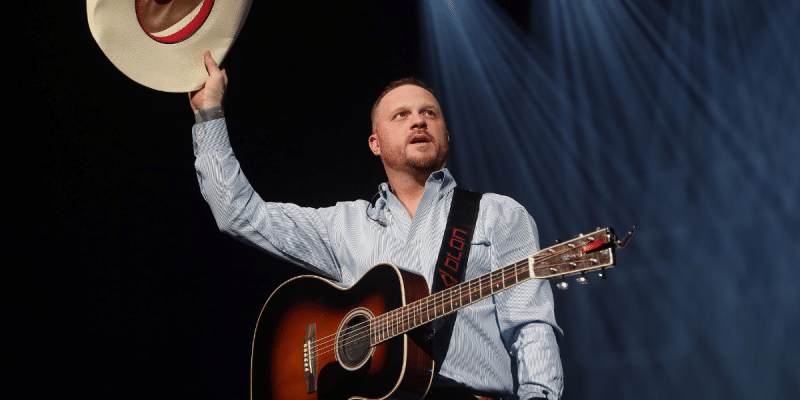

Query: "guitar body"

xmin=251 ymin=263 xmax=435 ymax=400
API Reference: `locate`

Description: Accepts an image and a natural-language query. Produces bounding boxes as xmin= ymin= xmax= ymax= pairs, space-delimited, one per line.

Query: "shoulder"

xmin=478 ymin=192 xmax=530 ymax=218
xmin=312 ymin=199 xmax=373 ymax=224
xmin=473 ymin=191 xmax=538 ymax=237
xmin=316 ymin=199 xmax=371 ymax=214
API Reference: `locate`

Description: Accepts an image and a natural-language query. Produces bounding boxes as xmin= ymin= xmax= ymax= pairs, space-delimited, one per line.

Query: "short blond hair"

xmin=371 ymin=77 xmax=436 ymax=129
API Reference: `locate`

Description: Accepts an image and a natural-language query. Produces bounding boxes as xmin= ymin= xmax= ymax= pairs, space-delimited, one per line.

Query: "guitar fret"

xmin=413 ymin=299 xmax=419 ymax=328
xmin=447 ymin=289 xmax=453 ymax=313
xmin=427 ymin=295 xmax=433 ymax=321
xmin=418 ymin=299 xmax=423 ymax=326
xmin=503 ymin=265 xmax=517 ymax=288
xmin=390 ymin=310 xmax=395 ymax=337
xmin=406 ymin=306 xmax=410 ymax=332
xmin=398 ymin=308 xmax=403 ymax=334
xmin=423 ymin=297 xmax=427 ymax=322
xmin=463 ymin=283 xmax=470 ymax=307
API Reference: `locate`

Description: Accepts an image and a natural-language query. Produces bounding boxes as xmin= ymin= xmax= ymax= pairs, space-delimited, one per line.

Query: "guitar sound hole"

xmin=336 ymin=314 xmax=371 ymax=369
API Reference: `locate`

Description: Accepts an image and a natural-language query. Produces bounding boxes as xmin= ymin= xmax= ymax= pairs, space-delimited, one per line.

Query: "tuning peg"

xmin=555 ymin=239 xmax=561 ymax=244
xmin=556 ymin=277 xmax=569 ymax=290
xmin=615 ymin=226 xmax=636 ymax=248
xmin=576 ymin=272 xmax=588 ymax=284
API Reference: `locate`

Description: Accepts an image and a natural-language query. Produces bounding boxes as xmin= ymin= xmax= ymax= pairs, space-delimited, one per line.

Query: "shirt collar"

xmin=367 ymin=168 xmax=456 ymax=223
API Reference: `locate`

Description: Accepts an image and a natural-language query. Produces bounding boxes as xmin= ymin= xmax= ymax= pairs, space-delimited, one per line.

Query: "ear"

xmin=369 ymin=132 xmax=381 ymax=156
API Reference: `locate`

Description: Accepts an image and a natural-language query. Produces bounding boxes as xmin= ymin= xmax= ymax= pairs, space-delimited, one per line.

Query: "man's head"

xmin=369 ymin=78 xmax=449 ymax=179
xmin=370 ymin=77 xmax=437 ymax=130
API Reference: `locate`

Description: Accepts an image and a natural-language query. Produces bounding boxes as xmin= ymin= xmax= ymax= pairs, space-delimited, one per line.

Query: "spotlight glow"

xmin=420 ymin=1 xmax=800 ymax=398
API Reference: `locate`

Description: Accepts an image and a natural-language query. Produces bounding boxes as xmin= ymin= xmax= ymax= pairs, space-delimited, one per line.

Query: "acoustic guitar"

xmin=251 ymin=226 xmax=635 ymax=400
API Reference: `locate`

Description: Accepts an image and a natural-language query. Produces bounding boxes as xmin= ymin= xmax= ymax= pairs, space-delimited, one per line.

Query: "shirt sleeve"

xmin=192 ymin=118 xmax=342 ymax=280
xmin=487 ymin=199 xmax=564 ymax=400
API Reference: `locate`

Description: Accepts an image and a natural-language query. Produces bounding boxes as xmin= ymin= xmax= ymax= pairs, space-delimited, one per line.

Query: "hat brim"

xmin=88 ymin=0 xmax=252 ymax=93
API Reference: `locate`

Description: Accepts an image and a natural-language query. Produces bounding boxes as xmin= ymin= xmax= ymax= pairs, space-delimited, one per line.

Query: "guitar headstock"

xmin=532 ymin=226 xmax=635 ymax=289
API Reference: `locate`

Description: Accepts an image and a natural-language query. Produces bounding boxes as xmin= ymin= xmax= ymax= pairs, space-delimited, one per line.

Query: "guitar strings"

xmin=311 ymin=260 xmax=530 ymax=358
xmin=310 ymin=259 xmax=532 ymax=359
xmin=310 ymin=249 xmax=575 ymax=359
xmin=310 ymin=245 xmax=581 ymax=360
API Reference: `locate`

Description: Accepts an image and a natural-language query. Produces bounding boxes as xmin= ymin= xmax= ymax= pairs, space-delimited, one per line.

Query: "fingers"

xmin=188 ymin=91 xmax=199 ymax=111
xmin=203 ymin=50 xmax=221 ymax=76
xmin=189 ymin=50 xmax=226 ymax=111
xmin=203 ymin=50 xmax=227 ymax=87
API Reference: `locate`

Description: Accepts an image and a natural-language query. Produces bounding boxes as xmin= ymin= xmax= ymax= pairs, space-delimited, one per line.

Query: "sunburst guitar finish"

xmin=251 ymin=263 xmax=434 ymax=400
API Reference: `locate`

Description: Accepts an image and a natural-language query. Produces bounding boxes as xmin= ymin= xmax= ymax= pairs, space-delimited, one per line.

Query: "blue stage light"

xmin=420 ymin=1 xmax=800 ymax=398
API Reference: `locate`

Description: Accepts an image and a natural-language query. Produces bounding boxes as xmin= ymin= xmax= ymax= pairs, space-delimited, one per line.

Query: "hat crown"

xmin=136 ymin=0 xmax=205 ymax=35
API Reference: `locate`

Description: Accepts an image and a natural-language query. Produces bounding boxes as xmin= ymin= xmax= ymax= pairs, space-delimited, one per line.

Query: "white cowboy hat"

xmin=87 ymin=0 xmax=252 ymax=92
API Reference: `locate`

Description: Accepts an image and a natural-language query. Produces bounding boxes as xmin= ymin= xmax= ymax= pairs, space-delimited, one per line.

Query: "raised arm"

xmin=187 ymin=52 xmax=343 ymax=281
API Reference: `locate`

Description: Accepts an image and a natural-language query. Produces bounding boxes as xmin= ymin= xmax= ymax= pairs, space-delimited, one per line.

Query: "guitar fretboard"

xmin=368 ymin=228 xmax=615 ymax=345
xmin=369 ymin=259 xmax=531 ymax=345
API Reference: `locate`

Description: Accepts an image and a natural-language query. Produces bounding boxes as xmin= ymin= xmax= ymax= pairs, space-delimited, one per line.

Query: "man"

xmin=189 ymin=51 xmax=563 ymax=400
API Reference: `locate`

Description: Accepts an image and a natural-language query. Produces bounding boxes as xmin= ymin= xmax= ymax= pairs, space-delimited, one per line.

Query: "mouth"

xmin=409 ymin=133 xmax=431 ymax=145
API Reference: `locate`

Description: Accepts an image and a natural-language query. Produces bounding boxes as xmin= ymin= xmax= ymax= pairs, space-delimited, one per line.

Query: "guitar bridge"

xmin=303 ymin=323 xmax=317 ymax=394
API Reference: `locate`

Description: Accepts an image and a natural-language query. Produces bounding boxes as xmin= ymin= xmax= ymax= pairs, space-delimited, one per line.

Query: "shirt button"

xmin=410 ymin=240 xmax=416 ymax=246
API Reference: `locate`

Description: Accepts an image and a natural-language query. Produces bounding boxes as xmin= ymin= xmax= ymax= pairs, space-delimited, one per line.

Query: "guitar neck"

xmin=369 ymin=227 xmax=619 ymax=345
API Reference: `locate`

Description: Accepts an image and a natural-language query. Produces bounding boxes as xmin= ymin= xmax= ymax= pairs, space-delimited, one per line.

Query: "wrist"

xmin=194 ymin=106 xmax=225 ymax=124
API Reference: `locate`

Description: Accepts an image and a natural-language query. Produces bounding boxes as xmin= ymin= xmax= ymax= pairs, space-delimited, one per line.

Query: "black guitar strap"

xmin=427 ymin=187 xmax=482 ymax=370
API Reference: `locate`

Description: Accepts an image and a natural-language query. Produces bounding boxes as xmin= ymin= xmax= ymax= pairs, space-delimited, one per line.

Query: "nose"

xmin=411 ymin=112 xmax=427 ymax=130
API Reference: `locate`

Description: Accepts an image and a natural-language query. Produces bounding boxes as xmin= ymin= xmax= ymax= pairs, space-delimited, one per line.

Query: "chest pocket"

xmin=464 ymin=238 xmax=492 ymax=280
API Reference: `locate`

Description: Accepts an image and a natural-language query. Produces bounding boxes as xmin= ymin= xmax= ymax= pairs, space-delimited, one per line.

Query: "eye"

xmin=422 ymin=110 xmax=435 ymax=116
xmin=394 ymin=111 xmax=408 ymax=119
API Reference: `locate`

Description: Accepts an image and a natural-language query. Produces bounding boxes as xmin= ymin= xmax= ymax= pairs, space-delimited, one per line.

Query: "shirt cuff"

xmin=192 ymin=117 xmax=231 ymax=157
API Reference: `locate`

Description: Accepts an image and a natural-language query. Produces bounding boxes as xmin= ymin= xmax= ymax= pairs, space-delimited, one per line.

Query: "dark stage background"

xmin=6 ymin=1 xmax=799 ymax=399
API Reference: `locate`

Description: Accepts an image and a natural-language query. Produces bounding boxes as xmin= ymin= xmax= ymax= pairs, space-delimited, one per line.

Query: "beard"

xmin=406 ymin=146 xmax=449 ymax=173
xmin=384 ymin=142 xmax=450 ymax=177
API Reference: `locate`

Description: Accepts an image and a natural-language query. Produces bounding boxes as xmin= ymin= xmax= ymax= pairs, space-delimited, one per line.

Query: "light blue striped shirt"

xmin=192 ymin=118 xmax=563 ymax=399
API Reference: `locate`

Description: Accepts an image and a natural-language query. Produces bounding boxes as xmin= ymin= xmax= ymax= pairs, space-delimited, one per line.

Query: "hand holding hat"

xmin=189 ymin=51 xmax=228 ymax=112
